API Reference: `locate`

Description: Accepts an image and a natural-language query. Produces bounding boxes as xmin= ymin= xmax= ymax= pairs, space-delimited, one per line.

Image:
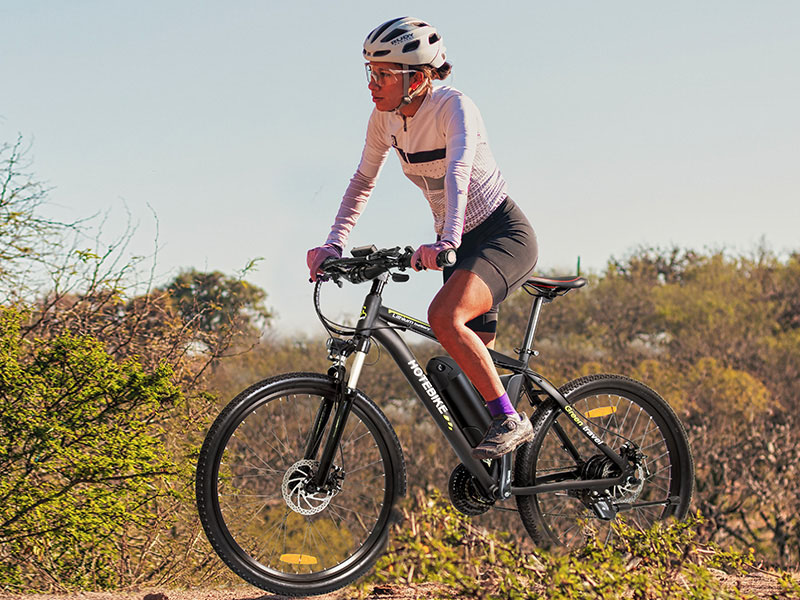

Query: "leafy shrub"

xmin=633 ymin=356 xmax=771 ymax=417
xmin=0 ymin=308 xmax=185 ymax=590
xmin=359 ymin=491 xmax=796 ymax=600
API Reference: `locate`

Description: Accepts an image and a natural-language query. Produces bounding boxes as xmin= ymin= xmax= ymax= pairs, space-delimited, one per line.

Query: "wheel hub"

xmin=281 ymin=459 xmax=339 ymax=515
xmin=579 ymin=452 xmax=646 ymax=506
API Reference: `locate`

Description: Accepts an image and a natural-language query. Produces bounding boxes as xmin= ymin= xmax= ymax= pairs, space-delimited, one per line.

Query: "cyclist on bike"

xmin=307 ymin=17 xmax=538 ymax=460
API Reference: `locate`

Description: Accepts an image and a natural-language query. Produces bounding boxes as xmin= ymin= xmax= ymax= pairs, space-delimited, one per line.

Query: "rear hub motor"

xmin=579 ymin=454 xmax=645 ymax=520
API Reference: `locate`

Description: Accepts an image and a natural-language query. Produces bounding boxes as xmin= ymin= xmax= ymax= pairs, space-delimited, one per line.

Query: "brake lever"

xmin=312 ymin=271 xmax=343 ymax=287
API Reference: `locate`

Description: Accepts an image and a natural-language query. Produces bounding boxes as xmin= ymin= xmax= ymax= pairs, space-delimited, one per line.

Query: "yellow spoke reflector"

xmin=585 ymin=406 xmax=617 ymax=418
xmin=280 ymin=554 xmax=318 ymax=565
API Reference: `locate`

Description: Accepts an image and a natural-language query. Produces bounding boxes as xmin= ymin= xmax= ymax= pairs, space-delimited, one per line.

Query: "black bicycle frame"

xmin=318 ymin=274 xmax=632 ymax=500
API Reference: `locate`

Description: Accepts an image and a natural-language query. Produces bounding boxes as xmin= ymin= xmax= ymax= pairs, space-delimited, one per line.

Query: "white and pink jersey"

xmin=325 ymin=85 xmax=508 ymax=250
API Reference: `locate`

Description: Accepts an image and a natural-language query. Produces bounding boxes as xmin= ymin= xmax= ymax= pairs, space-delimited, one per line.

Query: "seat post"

xmin=518 ymin=295 xmax=547 ymax=368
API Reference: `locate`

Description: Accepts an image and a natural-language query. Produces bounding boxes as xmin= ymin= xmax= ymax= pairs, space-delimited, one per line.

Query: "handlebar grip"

xmin=357 ymin=264 xmax=387 ymax=282
xmin=436 ymin=248 xmax=457 ymax=268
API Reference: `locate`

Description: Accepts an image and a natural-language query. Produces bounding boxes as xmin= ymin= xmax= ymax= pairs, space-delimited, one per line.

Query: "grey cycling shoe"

xmin=471 ymin=412 xmax=534 ymax=460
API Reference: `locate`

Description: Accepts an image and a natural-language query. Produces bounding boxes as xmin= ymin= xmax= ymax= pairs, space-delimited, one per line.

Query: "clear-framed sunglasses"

xmin=365 ymin=63 xmax=418 ymax=85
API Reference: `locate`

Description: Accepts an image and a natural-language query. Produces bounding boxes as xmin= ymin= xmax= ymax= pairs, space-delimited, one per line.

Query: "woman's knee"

xmin=427 ymin=301 xmax=456 ymax=335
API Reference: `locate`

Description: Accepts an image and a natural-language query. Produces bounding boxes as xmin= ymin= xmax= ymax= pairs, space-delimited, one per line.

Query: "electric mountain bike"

xmin=196 ymin=245 xmax=694 ymax=597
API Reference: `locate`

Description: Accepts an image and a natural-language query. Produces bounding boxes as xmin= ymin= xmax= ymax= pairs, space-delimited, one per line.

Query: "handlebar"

xmin=319 ymin=245 xmax=456 ymax=285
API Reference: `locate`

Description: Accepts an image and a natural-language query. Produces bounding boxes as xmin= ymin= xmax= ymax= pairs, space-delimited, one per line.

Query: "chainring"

xmin=448 ymin=464 xmax=494 ymax=516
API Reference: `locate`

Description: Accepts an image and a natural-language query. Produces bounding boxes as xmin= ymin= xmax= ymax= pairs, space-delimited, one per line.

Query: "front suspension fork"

xmin=305 ymin=351 xmax=367 ymax=489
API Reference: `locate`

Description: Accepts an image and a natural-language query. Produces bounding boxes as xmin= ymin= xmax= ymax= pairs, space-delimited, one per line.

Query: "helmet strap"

xmin=396 ymin=70 xmax=425 ymax=112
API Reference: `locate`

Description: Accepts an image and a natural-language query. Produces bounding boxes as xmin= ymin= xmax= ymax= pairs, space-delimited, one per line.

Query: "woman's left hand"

xmin=411 ymin=241 xmax=455 ymax=272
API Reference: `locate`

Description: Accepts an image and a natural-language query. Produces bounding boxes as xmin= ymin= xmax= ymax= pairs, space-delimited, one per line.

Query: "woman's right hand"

xmin=306 ymin=244 xmax=342 ymax=281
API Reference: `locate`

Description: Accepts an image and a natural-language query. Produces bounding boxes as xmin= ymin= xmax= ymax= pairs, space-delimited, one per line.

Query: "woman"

xmin=307 ymin=17 xmax=538 ymax=460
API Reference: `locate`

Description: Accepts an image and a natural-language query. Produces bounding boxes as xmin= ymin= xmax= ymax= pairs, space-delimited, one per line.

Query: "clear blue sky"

xmin=2 ymin=1 xmax=798 ymax=336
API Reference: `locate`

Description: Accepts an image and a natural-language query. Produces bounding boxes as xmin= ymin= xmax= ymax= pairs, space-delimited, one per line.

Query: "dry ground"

xmin=0 ymin=570 xmax=797 ymax=600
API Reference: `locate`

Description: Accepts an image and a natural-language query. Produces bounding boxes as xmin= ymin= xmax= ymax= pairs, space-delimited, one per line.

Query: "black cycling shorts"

xmin=442 ymin=197 xmax=538 ymax=334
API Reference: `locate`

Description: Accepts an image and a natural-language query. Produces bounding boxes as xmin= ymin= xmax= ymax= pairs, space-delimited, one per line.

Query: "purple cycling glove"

xmin=306 ymin=244 xmax=342 ymax=281
xmin=411 ymin=241 xmax=455 ymax=272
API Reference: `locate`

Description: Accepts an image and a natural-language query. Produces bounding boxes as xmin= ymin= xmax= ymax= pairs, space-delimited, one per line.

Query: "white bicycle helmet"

xmin=363 ymin=17 xmax=447 ymax=68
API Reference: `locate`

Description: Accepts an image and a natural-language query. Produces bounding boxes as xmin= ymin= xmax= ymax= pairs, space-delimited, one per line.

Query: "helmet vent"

xmin=380 ymin=28 xmax=408 ymax=43
xmin=372 ymin=50 xmax=391 ymax=57
xmin=370 ymin=16 xmax=405 ymax=43
xmin=429 ymin=33 xmax=440 ymax=44
xmin=402 ymin=40 xmax=420 ymax=53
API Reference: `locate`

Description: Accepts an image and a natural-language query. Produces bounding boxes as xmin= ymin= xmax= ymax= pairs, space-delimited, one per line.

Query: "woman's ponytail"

xmin=435 ymin=61 xmax=452 ymax=80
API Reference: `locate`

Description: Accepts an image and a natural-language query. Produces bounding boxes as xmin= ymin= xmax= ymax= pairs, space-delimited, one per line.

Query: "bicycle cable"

xmin=313 ymin=280 xmax=425 ymax=339
xmin=313 ymin=280 xmax=357 ymax=337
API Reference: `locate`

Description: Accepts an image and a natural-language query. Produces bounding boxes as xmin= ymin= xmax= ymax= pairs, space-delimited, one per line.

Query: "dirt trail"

xmin=0 ymin=571 xmax=796 ymax=600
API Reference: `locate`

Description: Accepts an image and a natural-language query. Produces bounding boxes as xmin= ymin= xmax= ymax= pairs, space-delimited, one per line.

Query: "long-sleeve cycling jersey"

xmin=325 ymin=85 xmax=508 ymax=250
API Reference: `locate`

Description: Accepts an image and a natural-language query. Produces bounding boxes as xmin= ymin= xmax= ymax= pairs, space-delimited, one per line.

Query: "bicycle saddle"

xmin=523 ymin=275 xmax=587 ymax=297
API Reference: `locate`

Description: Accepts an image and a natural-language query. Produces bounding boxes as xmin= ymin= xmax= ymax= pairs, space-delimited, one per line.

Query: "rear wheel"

xmin=515 ymin=374 xmax=693 ymax=548
xmin=196 ymin=373 xmax=405 ymax=596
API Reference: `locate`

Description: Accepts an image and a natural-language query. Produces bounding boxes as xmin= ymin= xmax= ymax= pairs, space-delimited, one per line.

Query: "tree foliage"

xmin=0 ymin=137 xmax=271 ymax=591
xmin=162 ymin=267 xmax=271 ymax=351
xmin=498 ymin=246 xmax=800 ymax=409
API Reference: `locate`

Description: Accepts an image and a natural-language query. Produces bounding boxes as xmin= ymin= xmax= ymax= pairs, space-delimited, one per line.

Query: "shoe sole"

xmin=471 ymin=420 xmax=534 ymax=460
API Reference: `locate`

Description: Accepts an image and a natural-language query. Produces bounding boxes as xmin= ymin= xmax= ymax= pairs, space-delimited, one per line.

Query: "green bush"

xmin=359 ymin=491 xmax=795 ymax=600
xmin=0 ymin=308 xmax=184 ymax=590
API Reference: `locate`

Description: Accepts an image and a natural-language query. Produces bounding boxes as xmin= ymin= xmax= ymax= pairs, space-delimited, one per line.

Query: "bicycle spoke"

xmin=346 ymin=458 xmax=384 ymax=476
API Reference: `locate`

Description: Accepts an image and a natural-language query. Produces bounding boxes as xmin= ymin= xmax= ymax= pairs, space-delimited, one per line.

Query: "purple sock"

xmin=487 ymin=392 xmax=516 ymax=417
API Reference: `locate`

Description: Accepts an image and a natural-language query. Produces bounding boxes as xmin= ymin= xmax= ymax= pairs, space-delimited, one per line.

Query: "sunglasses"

xmin=365 ymin=63 xmax=418 ymax=85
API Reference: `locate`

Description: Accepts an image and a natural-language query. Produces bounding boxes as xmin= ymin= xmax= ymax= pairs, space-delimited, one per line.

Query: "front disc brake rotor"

xmin=282 ymin=459 xmax=337 ymax=515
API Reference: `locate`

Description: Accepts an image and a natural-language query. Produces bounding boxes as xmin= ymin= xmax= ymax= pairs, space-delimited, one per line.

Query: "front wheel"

xmin=196 ymin=372 xmax=406 ymax=597
xmin=515 ymin=374 xmax=694 ymax=548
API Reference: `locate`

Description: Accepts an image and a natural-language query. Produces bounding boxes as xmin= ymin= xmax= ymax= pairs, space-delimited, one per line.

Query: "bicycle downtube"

xmin=372 ymin=325 xmax=497 ymax=496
